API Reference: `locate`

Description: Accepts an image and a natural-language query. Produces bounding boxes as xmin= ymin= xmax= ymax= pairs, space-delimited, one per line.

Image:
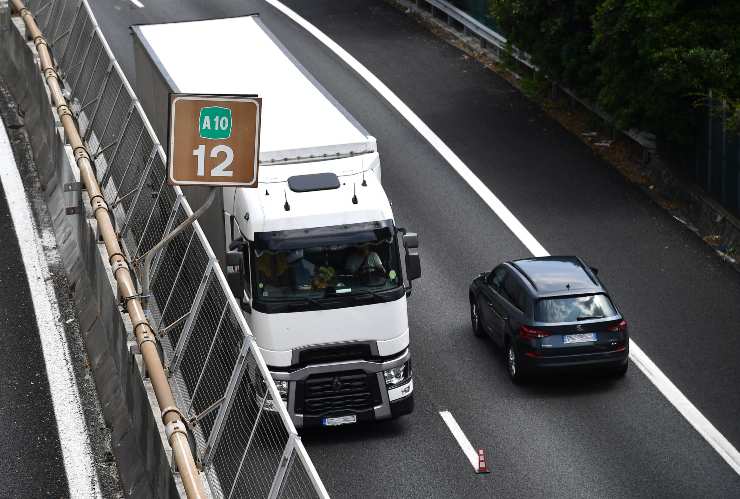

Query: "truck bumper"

xmin=271 ymin=349 xmax=413 ymax=429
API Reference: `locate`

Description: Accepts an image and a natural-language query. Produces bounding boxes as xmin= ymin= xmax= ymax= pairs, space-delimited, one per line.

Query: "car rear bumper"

xmin=521 ymin=346 xmax=629 ymax=371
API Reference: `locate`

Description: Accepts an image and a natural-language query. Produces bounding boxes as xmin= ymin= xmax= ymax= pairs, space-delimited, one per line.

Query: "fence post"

xmin=187 ymin=301 xmax=229 ymax=414
xmin=227 ymin=393 xmax=269 ymax=499
xmin=168 ymin=259 xmax=214 ymax=375
xmin=147 ymin=193 xmax=183 ymax=275
xmin=118 ymin=143 xmax=158 ymax=238
xmin=267 ymin=433 xmax=298 ymax=499
xmin=201 ymin=336 xmax=252 ymax=466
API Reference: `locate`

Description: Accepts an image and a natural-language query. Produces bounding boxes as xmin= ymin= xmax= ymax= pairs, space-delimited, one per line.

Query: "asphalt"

xmin=86 ymin=1 xmax=740 ymax=497
xmin=0 ymin=156 xmax=68 ymax=496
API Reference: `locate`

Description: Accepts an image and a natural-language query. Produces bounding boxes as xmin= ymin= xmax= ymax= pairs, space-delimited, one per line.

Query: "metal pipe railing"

xmin=9 ymin=1 xmax=207 ymax=497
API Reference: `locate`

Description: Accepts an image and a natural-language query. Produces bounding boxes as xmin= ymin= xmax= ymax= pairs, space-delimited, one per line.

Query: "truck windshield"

xmin=253 ymin=236 xmax=401 ymax=300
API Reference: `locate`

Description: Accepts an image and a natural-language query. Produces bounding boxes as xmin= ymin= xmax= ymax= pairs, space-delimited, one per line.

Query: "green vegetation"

xmin=489 ymin=0 xmax=740 ymax=147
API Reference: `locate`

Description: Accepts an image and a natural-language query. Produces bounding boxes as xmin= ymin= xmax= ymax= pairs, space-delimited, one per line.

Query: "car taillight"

xmin=519 ymin=325 xmax=550 ymax=339
xmin=607 ymin=320 xmax=627 ymax=333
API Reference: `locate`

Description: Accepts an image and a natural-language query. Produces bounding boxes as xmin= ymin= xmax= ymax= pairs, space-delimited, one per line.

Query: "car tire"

xmin=611 ymin=362 xmax=628 ymax=378
xmin=506 ymin=341 xmax=526 ymax=384
xmin=470 ymin=299 xmax=484 ymax=337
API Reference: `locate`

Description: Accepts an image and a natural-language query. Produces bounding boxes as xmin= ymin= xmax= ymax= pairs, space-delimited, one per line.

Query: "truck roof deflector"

xmin=288 ymin=172 xmax=340 ymax=192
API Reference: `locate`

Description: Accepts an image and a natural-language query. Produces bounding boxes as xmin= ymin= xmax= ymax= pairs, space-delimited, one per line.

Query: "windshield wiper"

xmin=577 ymin=315 xmax=605 ymax=321
xmin=351 ymin=289 xmax=385 ymax=301
xmin=288 ymin=296 xmax=325 ymax=309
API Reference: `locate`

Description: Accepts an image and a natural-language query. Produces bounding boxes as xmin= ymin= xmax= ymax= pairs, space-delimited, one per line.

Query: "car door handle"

xmin=486 ymin=301 xmax=493 ymax=307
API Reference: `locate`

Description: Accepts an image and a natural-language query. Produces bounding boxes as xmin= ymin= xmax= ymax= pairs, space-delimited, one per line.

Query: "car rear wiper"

xmin=577 ymin=315 xmax=605 ymax=321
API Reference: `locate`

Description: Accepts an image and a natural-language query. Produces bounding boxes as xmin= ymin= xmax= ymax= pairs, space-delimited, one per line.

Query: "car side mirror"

xmin=590 ymin=266 xmax=599 ymax=276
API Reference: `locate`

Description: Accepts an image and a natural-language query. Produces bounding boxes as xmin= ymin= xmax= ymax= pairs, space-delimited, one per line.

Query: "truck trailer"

xmin=132 ymin=15 xmax=420 ymax=428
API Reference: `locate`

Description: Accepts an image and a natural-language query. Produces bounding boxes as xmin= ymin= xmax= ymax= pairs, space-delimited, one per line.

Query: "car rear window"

xmin=535 ymin=294 xmax=616 ymax=323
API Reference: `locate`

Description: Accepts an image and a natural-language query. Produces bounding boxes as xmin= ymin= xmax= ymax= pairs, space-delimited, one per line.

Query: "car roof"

xmin=509 ymin=256 xmax=603 ymax=296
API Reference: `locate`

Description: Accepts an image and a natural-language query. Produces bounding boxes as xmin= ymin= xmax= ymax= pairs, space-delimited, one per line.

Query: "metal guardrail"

xmin=17 ymin=1 xmax=328 ymax=497
xmin=408 ymin=0 xmax=535 ymax=70
xmin=403 ymin=0 xmax=657 ymax=156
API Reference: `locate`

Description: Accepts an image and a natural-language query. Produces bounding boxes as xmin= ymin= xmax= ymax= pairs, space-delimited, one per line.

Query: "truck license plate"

xmin=322 ymin=415 xmax=357 ymax=426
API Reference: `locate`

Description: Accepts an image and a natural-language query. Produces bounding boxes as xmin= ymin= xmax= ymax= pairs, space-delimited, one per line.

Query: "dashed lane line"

xmin=440 ymin=411 xmax=479 ymax=471
xmin=265 ymin=0 xmax=740 ymax=475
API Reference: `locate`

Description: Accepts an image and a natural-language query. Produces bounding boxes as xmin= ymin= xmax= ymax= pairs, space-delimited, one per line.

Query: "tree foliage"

xmin=489 ymin=0 xmax=740 ymax=146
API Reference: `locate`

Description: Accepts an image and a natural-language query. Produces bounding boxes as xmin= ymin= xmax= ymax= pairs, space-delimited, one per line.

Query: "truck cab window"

xmin=253 ymin=236 xmax=401 ymax=301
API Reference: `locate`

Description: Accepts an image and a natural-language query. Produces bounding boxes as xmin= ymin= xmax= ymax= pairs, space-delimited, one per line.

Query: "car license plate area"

xmin=321 ymin=415 xmax=357 ymax=426
xmin=563 ymin=333 xmax=596 ymax=344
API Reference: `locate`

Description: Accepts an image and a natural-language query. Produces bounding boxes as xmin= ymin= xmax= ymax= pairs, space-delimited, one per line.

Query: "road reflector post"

xmin=477 ymin=449 xmax=490 ymax=474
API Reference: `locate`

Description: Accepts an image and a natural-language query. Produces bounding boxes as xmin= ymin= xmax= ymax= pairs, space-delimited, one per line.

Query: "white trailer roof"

xmin=135 ymin=16 xmax=375 ymax=164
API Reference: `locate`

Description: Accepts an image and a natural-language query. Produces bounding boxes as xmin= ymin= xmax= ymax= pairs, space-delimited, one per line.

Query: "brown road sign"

xmin=168 ymin=94 xmax=261 ymax=186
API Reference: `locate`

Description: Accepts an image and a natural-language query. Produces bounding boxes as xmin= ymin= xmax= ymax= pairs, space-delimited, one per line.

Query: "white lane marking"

xmin=128 ymin=0 xmax=144 ymax=8
xmin=0 ymin=121 xmax=102 ymax=496
xmin=265 ymin=0 xmax=547 ymax=258
xmin=630 ymin=341 xmax=740 ymax=474
xmin=266 ymin=0 xmax=740 ymax=475
xmin=439 ymin=411 xmax=478 ymax=470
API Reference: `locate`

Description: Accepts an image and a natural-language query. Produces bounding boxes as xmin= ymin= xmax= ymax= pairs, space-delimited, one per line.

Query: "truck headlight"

xmin=384 ymin=361 xmax=411 ymax=388
xmin=274 ymin=380 xmax=289 ymax=401
xmin=263 ymin=379 xmax=289 ymax=412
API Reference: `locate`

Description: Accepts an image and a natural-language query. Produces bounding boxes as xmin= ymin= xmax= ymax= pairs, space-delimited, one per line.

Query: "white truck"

xmin=132 ymin=15 xmax=420 ymax=428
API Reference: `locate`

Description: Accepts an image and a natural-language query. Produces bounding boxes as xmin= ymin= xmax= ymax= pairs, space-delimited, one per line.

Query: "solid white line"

xmin=266 ymin=0 xmax=740 ymax=476
xmin=439 ymin=411 xmax=478 ymax=470
xmin=0 ymin=121 xmax=102 ymax=496
xmin=264 ymin=0 xmax=547 ymax=258
xmin=128 ymin=0 xmax=144 ymax=8
xmin=629 ymin=341 xmax=740 ymax=474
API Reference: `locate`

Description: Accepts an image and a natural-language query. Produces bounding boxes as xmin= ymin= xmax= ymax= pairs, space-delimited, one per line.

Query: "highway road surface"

xmin=0 ymin=103 xmax=105 ymax=497
xmin=66 ymin=0 xmax=740 ymax=496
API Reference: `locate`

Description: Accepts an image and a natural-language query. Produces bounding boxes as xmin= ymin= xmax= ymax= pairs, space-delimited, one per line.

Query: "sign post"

xmin=168 ymin=94 xmax=261 ymax=187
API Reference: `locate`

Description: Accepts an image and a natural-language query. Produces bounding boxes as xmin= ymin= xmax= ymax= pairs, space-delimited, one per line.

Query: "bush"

xmin=489 ymin=0 xmax=740 ymax=147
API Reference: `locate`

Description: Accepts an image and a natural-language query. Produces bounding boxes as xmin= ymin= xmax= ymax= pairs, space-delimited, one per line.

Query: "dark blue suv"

xmin=469 ymin=256 xmax=628 ymax=383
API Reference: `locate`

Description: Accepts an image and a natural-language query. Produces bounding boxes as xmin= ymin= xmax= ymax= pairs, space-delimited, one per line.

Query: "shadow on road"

xmin=299 ymin=417 xmax=407 ymax=445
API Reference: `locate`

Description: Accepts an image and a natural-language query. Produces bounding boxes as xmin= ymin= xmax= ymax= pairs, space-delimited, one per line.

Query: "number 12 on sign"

xmin=192 ymin=144 xmax=235 ymax=177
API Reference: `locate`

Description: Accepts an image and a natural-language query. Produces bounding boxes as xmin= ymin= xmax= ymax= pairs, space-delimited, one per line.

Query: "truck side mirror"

xmin=226 ymin=250 xmax=244 ymax=302
xmin=405 ymin=250 xmax=421 ymax=282
xmin=229 ymin=236 xmax=245 ymax=251
xmin=402 ymin=233 xmax=418 ymax=249
xmin=226 ymin=250 xmax=242 ymax=267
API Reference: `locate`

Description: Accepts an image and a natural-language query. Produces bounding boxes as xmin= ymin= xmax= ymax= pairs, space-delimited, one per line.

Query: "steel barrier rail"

xmin=12 ymin=0 xmax=329 ymax=496
xmin=409 ymin=0 xmax=535 ymax=70
xmin=402 ymin=0 xmax=657 ymax=157
xmin=8 ymin=1 xmax=207 ymax=497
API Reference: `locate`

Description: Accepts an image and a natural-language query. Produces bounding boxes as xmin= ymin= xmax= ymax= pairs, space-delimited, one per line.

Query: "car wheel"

xmin=506 ymin=342 xmax=526 ymax=384
xmin=611 ymin=362 xmax=628 ymax=378
xmin=470 ymin=300 xmax=484 ymax=337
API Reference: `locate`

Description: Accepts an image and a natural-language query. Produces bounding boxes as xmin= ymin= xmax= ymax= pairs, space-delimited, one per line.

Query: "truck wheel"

xmin=470 ymin=300 xmax=484 ymax=337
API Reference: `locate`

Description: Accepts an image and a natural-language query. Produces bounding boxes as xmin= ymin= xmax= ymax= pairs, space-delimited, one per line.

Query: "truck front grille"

xmin=297 ymin=370 xmax=380 ymax=416
xmin=298 ymin=344 xmax=372 ymax=365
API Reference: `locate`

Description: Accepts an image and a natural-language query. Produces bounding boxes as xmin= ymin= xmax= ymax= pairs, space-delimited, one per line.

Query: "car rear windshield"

xmin=535 ymin=294 xmax=616 ymax=323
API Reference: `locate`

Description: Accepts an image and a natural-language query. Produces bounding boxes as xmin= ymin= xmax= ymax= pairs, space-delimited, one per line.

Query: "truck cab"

xmin=132 ymin=15 xmax=420 ymax=427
